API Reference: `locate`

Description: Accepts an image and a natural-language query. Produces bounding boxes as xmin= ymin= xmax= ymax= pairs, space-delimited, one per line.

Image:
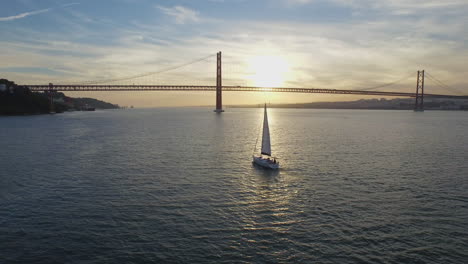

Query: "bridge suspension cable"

xmin=425 ymin=72 xmax=465 ymax=95
xmin=74 ymin=53 xmax=216 ymax=85
xmin=354 ymin=72 xmax=414 ymax=91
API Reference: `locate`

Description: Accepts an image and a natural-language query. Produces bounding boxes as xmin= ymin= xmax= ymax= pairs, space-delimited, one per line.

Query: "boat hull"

xmin=253 ymin=156 xmax=279 ymax=170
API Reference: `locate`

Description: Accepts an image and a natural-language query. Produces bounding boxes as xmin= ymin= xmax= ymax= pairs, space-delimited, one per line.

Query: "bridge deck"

xmin=25 ymin=85 xmax=468 ymax=99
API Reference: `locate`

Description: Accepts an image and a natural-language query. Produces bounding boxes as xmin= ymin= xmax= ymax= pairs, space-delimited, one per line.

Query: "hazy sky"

xmin=1 ymin=0 xmax=467 ymax=106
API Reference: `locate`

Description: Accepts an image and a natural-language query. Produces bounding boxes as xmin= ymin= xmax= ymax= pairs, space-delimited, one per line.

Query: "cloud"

xmin=0 ymin=8 xmax=51 ymax=22
xmin=285 ymin=0 xmax=313 ymax=4
xmin=0 ymin=3 xmax=80 ymax=22
xmin=62 ymin=3 xmax=80 ymax=8
xmin=328 ymin=0 xmax=468 ymax=11
xmin=156 ymin=5 xmax=200 ymax=24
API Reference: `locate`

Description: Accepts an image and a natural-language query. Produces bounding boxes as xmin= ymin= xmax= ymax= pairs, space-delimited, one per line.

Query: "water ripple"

xmin=1 ymin=109 xmax=468 ymax=263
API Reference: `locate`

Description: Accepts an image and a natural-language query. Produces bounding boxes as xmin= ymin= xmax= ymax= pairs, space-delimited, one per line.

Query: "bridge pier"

xmin=214 ymin=51 xmax=224 ymax=113
xmin=48 ymin=83 xmax=55 ymax=114
xmin=414 ymin=70 xmax=424 ymax=112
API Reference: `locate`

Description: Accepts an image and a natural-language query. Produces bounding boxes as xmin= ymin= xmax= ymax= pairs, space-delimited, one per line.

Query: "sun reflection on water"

xmin=234 ymin=167 xmax=300 ymax=246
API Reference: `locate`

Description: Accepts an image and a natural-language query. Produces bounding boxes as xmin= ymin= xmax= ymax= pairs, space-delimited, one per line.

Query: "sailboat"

xmin=253 ymin=104 xmax=279 ymax=169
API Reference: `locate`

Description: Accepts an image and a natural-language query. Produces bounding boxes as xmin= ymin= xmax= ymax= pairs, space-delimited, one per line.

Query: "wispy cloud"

xmin=328 ymin=0 xmax=468 ymax=11
xmin=0 ymin=3 xmax=80 ymax=22
xmin=62 ymin=3 xmax=80 ymax=8
xmin=0 ymin=8 xmax=51 ymax=22
xmin=285 ymin=0 xmax=313 ymax=4
xmin=156 ymin=5 xmax=200 ymax=24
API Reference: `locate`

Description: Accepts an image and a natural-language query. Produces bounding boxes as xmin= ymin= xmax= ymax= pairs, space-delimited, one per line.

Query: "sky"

xmin=1 ymin=0 xmax=467 ymax=107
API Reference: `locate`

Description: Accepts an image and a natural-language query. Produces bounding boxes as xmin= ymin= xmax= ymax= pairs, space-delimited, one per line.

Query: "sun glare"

xmin=247 ymin=56 xmax=290 ymax=87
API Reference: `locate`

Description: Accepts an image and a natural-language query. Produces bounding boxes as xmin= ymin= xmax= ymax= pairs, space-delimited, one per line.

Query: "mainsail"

xmin=261 ymin=104 xmax=271 ymax=156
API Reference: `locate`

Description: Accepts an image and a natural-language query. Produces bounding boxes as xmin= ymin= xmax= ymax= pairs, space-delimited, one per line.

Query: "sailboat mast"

xmin=261 ymin=104 xmax=272 ymax=156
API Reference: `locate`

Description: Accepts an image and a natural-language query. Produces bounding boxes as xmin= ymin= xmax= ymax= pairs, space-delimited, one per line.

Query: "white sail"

xmin=261 ymin=104 xmax=271 ymax=156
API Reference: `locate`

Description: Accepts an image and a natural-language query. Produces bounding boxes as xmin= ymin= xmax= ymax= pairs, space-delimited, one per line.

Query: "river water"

xmin=1 ymin=108 xmax=467 ymax=263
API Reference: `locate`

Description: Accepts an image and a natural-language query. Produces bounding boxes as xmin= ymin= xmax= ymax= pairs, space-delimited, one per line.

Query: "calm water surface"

xmin=1 ymin=108 xmax=467 ymax=263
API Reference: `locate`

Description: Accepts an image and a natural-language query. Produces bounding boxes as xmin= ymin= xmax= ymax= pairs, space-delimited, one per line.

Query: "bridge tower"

xmin=214 ymin=51 xmax=224 ymax=113
xmin=48 ymin=83 xmax=55 ymax=114
xmin=414 ymin=70 xmax=424 ymax=112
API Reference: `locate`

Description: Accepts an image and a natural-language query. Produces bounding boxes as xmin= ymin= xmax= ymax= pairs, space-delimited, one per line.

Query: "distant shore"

xmin=228 ymin=98 xmax=468 ymax=111
xmin=1 ymin=78 xmax=119 ymax=116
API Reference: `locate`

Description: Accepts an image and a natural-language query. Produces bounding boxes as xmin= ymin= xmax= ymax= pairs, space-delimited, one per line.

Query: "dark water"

xmin=1 ymin=108 xmax=467 ymax=263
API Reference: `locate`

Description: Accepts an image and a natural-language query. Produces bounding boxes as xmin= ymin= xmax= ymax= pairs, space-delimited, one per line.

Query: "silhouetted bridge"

xmin=23 ymin=52 xmax=468 ymax=112
xmin=27 ymin=84 xmax=468 ymax=99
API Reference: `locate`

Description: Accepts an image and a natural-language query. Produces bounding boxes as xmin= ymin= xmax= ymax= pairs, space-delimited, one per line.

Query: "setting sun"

xmin=247 ymin=55 xmax=290 ymax=87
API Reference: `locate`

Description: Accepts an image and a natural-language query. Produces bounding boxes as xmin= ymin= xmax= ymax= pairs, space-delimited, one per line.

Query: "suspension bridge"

xmin=22 ymin=52 xmax=468 ymax=112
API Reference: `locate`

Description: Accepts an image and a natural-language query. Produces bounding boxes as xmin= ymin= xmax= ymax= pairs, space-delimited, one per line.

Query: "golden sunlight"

xmin=247 ymin=55 xmax=290 ymax=87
